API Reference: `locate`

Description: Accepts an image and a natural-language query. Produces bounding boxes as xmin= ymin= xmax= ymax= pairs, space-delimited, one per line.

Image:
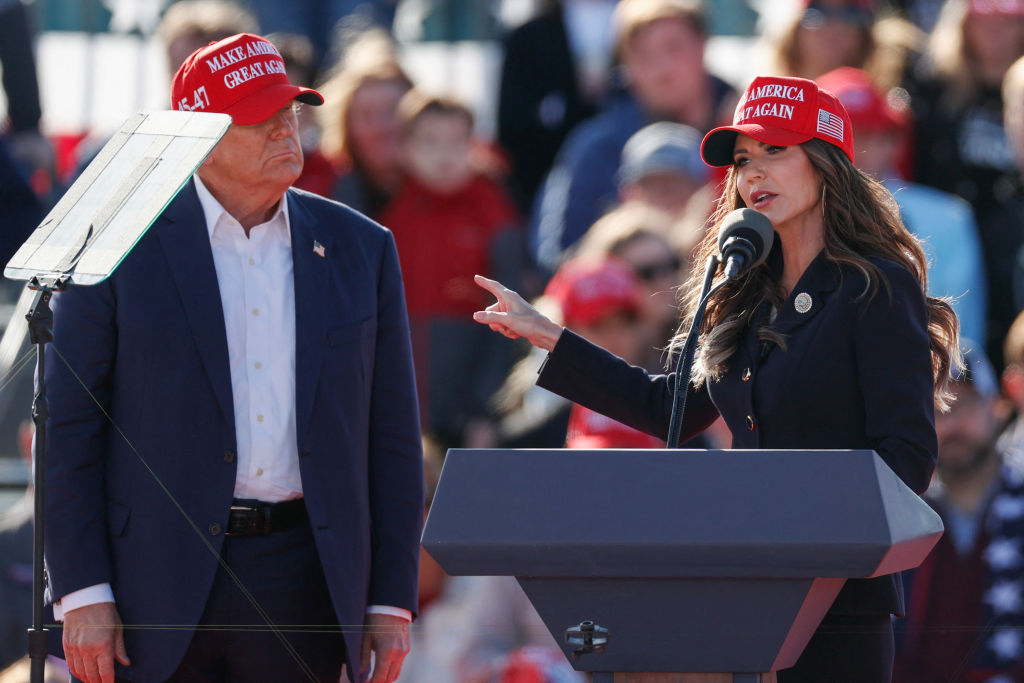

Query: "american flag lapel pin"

xmin=313 ymin=240 xmax=326 ymax=258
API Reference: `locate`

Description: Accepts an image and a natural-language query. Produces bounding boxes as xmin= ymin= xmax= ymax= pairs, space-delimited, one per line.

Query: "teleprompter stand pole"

xmin=26 ymin=276 xmax=67 ymax=683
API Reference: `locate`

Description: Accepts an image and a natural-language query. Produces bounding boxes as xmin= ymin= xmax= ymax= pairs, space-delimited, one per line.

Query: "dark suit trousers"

xmin=165 ymin=519 xmax=346 ymax=682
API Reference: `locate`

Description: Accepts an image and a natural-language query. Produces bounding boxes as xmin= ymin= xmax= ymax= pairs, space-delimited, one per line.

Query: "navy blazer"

xmin=43 ymin=182 xmax=424 ymax=682
xmin=538 ymin=247 xmax=937 ymax=616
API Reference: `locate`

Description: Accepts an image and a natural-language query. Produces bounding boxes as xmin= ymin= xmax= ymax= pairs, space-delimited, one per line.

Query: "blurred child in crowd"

xmin=380 ymin=90 xmax=520 ymax=450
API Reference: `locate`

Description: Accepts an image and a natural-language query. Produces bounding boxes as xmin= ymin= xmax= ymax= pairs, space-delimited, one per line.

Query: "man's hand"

xmin=359 ymin=613 xmax=410 ymax=683
xmin=63 ymin=602 xmax=130 ymax=683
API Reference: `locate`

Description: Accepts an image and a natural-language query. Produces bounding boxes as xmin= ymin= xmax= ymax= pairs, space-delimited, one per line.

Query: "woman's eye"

xmin=733 ymin=157 xmax=749 ymax=167
xmin=767 ymin=145 xmax=785 ymax=154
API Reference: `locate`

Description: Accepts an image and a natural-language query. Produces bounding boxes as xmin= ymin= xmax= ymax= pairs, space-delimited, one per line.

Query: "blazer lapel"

xmin=155 ymin=181 xmax=236 ymax=432
xmin=288 ymin=191 xmax=330 ymax=445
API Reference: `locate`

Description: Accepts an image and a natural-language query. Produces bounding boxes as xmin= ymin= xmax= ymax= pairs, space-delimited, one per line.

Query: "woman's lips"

xmin=752 ymin=192 xmax=776 ymax=209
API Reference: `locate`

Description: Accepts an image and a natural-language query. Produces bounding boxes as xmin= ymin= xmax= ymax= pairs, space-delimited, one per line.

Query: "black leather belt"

xmin=227 ymin=498 xmax=307 ymax=536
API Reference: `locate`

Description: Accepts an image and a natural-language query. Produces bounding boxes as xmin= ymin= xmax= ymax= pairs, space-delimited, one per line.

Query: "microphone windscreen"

xmin=717 ymin=208 xmax=774 ymax=269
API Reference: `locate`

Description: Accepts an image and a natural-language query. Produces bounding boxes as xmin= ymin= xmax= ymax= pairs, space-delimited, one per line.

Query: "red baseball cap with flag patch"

xmin=171 ymin=33 xmax=323 ymax=126
xmin=544 ymin=257 xmax=641 ymax=328
xmin=700 ymin=75 xmax=854 ymax=167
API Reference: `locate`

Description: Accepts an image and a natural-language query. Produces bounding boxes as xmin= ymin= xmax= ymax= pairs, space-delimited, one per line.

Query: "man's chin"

xmin=265 ymin=160 xmax=303 ymax=189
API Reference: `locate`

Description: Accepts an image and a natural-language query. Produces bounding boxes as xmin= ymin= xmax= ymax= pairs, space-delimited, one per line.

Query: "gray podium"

xmin=421 ymin=449 xmax=944 ymax=682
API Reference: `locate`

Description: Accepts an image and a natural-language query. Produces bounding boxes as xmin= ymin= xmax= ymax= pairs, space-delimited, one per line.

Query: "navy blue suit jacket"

xmin=43 ymin=182 xmax=424 ymax=682
xmin=538 ymin=247 xmax=937 ymax=616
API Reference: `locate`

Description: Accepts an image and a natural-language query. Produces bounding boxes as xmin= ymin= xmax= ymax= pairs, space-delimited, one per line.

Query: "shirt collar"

xmin=193 ymin=174 xmax=291 ymax=244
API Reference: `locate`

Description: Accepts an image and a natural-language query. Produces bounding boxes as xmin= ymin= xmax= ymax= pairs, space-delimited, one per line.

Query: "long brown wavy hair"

xmin=670 ymin=138 xmax=961 ymax=410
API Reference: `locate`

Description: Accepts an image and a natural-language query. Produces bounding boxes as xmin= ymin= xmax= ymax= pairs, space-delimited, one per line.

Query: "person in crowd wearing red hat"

xmin=545 ymin=257 xmax=665 ymax=450
xmin=44 ymin=33 xmax=423 ymax=683
xmin=816 ymin=66 xmax=987 ymax=350
xmin=571 ymin=204 xmax=692 ymax=371
xmin=473 ymin=74 xmax=961 ymax=681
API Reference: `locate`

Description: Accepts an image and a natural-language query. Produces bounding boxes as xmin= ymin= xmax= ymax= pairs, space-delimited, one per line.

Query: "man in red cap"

xmin=44 ymin=33 xmax=423 ymax=683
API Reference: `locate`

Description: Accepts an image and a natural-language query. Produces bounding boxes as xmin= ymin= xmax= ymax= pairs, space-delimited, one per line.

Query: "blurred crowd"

xmin=3 ymin=0 xmax=1024 ymax=680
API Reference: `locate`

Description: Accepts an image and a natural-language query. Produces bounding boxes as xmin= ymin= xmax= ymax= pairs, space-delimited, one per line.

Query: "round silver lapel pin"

xmin=794 ymin=292 xmax=813 ymax=314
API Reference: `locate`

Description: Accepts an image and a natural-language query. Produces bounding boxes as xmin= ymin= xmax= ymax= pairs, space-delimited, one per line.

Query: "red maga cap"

xmin=545 ymin=257 xmax=641 ymax=328
xmin=815 ymin=67 xmax=908 ymax=132
xmin=171 ymin=33 xmax=323 ymax=125
xmin=700 ymin=75 xmax=855 ymax=167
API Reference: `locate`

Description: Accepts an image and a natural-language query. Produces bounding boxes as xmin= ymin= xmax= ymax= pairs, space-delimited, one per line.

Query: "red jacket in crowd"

xmin=380 ymin=173 xmax=518 ymax=318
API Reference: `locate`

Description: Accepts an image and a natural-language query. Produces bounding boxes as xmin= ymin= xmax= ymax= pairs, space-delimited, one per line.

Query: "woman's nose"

xmin=745 ymin=159 xmax=765 ymax=179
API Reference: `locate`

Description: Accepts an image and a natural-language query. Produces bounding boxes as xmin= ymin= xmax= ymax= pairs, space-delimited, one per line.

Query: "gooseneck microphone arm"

xmin=665 ymin=209 xmax=774 ymax=448
xmin=665 ymin=254 xmax=727 ymax=448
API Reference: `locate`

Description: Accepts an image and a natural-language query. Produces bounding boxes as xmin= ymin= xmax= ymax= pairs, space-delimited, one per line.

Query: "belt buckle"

xmin=228 ymin=504 xmax=267 ymax=536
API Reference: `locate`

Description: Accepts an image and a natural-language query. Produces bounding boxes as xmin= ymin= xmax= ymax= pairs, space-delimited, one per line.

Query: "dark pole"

xmin=26 ymin=278 xmax=63 ymax=683
xmin=666 ymin=255 xmax=722 ymax=449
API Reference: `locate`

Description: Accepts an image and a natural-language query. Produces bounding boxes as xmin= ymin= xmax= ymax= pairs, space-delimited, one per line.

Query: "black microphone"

xmin=717 ymin=208 xmax=774 ymax=280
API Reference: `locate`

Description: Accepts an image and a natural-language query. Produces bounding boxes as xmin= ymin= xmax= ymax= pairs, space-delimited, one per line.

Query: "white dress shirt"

xmin=55 ymin=176 xmax=409 ymax=622
xmin=199 ymin=174 xmax=302 ymax=502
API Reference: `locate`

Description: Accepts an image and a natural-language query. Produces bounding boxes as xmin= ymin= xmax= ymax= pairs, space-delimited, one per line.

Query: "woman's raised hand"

xmin=473 ymin=275 xmax=563 ymax=352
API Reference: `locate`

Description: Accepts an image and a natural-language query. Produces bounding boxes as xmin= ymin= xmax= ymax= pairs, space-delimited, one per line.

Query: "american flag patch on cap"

xmin=816 ymin=109 xmax=845 ymax=142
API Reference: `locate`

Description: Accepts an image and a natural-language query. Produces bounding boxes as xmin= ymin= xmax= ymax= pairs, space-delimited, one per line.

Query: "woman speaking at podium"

xmin=473 ymin=75 xmax=960 ymax=682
